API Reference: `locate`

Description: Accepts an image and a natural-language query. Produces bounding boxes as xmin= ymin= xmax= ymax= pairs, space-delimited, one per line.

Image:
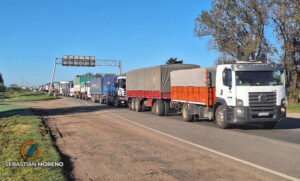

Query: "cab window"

xmin=223 ymin=69 xmax=232 ymax=87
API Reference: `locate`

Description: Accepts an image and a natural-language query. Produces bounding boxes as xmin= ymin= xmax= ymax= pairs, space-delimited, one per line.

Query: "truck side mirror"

xmin=114 ymin=82 xmax=118 ymax=87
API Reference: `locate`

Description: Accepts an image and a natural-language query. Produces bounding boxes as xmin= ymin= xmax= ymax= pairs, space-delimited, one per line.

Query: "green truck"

xmin=73 ymin=76 xmax=95 ymax=99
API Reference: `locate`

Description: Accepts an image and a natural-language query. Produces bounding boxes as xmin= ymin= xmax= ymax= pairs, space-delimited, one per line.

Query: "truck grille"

xmin=248 ymin=92 xmax=276 ymax=119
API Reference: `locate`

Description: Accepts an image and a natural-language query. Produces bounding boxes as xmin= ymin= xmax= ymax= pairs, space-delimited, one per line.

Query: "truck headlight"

xmin=281 ymin=98 xmax=287 ymax=106
xmin=281 ymin=107 xmax=286 ymax=113
xmin=236 ymin=108 xmax=244 ymax=115
xmin=236 ymin=99 xmax=243 ymax=106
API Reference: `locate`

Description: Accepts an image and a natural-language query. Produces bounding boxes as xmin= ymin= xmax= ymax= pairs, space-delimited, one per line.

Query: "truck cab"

xmin=214 ymin=62 xmax=286 ymax=128
xmin=115 ymin=76 xmax=127 ymax=107
xmin=116 ymin=76 xmax=126 ymax=98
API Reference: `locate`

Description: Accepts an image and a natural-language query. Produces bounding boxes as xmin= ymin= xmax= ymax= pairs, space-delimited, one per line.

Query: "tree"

xmin=83 ymin=73 xmax=94 ymax=77
xmin=214 ymin=53 xmax=237 ymax=65
xmin=268 ymin=0 xmax=300 ymax=104
xmin=166 ymin=57 xmax=183 ymax=64
xmin=95 ymin=73 xmax=102 ymax=78
xmin=104 ymin=73 xmax=117 ymax=77
xmin=194 ymin=0 xmax=274 ymax=62
xmin=0 ymin=73 xmax=5 ymax=92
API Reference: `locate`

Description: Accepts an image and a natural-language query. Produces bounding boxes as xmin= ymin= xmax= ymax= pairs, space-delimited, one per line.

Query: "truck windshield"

xmin=118 ymin=79 xmax=126 ymax=89
xmin=236 ymin=71 xmax=284 ymax=86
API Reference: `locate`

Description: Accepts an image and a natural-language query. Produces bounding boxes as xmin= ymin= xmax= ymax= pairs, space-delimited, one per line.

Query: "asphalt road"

xmin=64 ymin=97 xmax=300 ymax=180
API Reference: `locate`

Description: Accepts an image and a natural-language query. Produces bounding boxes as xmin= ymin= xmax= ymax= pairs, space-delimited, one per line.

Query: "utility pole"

xmin=49 ymin=58 xmax=57 ymax=95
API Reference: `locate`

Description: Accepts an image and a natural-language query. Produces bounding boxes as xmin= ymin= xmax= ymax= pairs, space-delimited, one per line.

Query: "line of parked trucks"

xmin=43 ymin=62 xmax=287 ymax=129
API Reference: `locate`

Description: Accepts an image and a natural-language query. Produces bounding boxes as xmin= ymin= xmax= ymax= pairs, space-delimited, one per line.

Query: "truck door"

xmin=217 ymin=67 xmax=235 ymax=106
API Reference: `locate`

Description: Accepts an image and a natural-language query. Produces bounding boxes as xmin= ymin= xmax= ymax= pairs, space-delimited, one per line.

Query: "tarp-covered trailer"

xmin=90 ymin=77 xmax=103 ymax=103
xmin=73 ymin=76 xmax=95 ymax=99
xmin=59 ymin=81 xmax=70 ymax=96
xmin=170 ymin=67 xmax=216 ymax=121
xmin=127 ymin=64 xmax=199 ymax=116
xmin=102 ymin=76 xmax=118 ymax=105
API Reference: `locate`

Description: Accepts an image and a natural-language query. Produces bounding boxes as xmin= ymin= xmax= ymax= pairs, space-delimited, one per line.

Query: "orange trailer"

xmin=170 ymin=67 xmax=216 ymax=121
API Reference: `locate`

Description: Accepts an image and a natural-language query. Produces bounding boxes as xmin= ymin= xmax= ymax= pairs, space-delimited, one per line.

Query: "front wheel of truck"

xmin=115 ymin=98 xmax=120 ymax=108
xmin=215 ymin=105 xmax=230 ymax=129
xmin=262 ymin=122 xmax=277 ymax=129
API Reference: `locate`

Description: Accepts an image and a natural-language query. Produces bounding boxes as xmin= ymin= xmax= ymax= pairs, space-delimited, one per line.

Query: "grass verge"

xmin=0 ymin=91 xmax=58 ymax=102
xmin=286 ymin=104 xmax=300 ymax=113
xmin=0 ymin=105 xmax=66 ymax=181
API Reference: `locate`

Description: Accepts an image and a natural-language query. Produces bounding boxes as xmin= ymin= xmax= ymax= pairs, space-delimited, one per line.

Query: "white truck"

xmin=169 ymin=62 xmax=286 ymax=129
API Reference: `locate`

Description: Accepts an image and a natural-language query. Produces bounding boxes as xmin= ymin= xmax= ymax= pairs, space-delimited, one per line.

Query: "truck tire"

xmin=106 ymin=98 xmax=110 ymax=106
xmin=152 ymin=101 xmax=157 ymax=114
xmin=131 ymin=98 xmax=135 ymax=111
xmin=215 ymin=105 xmax=230 ymax=129
xmin=129 ymin=99 xmax=133 ymax=110
xmin=262 ymin=122 xmax=277 ymax=129
xmin=155 ymin=100 xmax=164 ymax=116
xmin=141 ymin=101 xmax=146 ymax=112
xmin=182 ymin=104 xmax=193 ymax=122
xmin=164 ymin=101 xmax=170 ymax=116
xmin=115 ymin=99 xmax=120 ymax=108
xmin=135 ymin=99 xmax=141 ymax=112
xmin=91 ymin=95 xmax=96 ymax=103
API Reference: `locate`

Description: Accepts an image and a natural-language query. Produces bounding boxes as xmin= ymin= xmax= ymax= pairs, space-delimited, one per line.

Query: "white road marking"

xmin=107 ymin=111 xmax=300 ymax=181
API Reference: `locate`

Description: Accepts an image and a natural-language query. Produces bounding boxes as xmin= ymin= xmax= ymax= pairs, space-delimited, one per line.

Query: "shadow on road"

xmin=0 ymin=108 xmax=32 ymax=118
xmin=32 ymin=105 xmax=128 ymax=117
xmin=229 ymin=117 xmax=300 ymax=130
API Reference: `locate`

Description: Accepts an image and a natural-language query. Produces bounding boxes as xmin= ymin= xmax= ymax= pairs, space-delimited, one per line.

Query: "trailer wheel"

xmin=106 ymin=98 xmax=111 ymax=106
xmin=141 ymin=101 xmax=146 ymax=112
xmin=182 ymin=104 xmax=193 ymax=122
xmin=91 ymin=95 xmax=96 ymax=103
xmin=155 ymin=100 xmax=164 ymax=116
xmin=132 ymin=98 xmax=136 ymax=111
xmin=215 ymin=105 xmax=230 ymax=129
xmin=135 ymin=99 xmax=141 ymax=112
xmin=129 ymin=99 xmax=133 ymax=110
xmin=152 ymin=101 xmax=157 ymax=114
xmin=164 ymin=101 xmax=170 ymax=116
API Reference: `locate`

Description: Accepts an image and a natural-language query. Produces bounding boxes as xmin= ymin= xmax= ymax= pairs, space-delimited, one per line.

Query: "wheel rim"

xmin=216 ymin=109 xmax=224 ymax=125
xmin=183 ymin=107 xmax=187 ymax=118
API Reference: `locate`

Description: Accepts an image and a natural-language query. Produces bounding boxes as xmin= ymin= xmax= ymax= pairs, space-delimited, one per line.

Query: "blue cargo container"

xmin=90 ymin=77 xmax=103 ymax=94
xmin=103 ymin=76 xmax=117 ymax=95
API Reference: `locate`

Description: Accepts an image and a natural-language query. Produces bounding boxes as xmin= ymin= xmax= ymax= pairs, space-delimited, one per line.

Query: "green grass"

xmin=0 ymin=91 xmax=58 ymax=102
xmin=286 ymin=104 xmax=300 ymax=112
xmin=0 ymin=105 xmax=66 ymax=181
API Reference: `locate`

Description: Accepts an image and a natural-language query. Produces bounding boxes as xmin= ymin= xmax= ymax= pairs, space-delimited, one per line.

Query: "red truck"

xmin=127 ymin=63 xmax=286 ymax=129
xmin=126 ymin=64 xmax=199 ymax=115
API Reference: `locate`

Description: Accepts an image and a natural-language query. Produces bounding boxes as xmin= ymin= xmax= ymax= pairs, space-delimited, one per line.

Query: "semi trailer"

xmin=90 ymin=76 xmax=127 ymax=107
xmin=127 ymin=62 xmax=286 ymax=129
xmin=59 ymin=81 xmax=71 ymax=96
xmin=81 ymin=81 xmax=91 ymax=100
xmin=73 ymin=76 xmax=95 ymax=99
xmin=126 ymin=64 xmax=200 ymax=113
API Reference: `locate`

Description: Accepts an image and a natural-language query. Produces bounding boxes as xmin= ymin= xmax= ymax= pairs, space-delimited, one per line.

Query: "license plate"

xmin=258 ymin=112 xmax=269 ymax=116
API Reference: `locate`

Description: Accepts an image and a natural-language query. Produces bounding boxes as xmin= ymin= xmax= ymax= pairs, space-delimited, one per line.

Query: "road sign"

xmin=62 ymin=55 xmax=95 ymax=67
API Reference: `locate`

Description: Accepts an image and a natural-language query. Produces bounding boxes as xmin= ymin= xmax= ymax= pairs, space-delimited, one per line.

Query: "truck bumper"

xmin=226 ymin=106 xmax=286 ymax=124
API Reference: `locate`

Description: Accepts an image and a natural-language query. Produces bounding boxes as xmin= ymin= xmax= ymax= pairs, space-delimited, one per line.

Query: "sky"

xmin=1 ymin=0 xmax=220 ymax=86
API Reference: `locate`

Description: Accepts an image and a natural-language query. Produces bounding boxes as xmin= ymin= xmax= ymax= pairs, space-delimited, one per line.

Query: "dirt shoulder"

xmin=12 ymin=99 xmax=278 ymax=181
